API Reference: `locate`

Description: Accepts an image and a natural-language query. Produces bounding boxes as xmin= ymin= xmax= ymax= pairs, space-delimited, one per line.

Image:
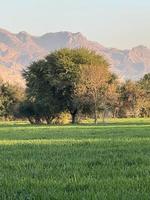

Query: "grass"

xmin=0 ymin=118 xmax=150 ymax=199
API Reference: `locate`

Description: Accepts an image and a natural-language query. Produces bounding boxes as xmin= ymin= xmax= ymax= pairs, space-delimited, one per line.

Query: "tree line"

xmin=0 ymin=48 xmax=149 ymax=124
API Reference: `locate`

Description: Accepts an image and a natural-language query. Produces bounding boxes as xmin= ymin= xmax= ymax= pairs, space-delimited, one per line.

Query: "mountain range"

xmin=0 ymin=28 xmax=150 ymax=87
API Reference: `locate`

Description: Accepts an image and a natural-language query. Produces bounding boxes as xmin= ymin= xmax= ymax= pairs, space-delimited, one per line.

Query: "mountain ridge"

xmin=0 ymin=28 xmax=150 ymax=86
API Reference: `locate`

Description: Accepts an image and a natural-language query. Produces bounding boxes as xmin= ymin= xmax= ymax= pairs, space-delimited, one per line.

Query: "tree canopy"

xmin=23 ymin=48 xmax=110 ymax=123
xmin=0 ymin=49 xmax=149 ymax=124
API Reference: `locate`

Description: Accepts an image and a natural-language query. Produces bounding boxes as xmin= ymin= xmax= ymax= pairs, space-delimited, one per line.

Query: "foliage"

xmin=23 ymin=59 xmax=64 ymax=124
xmin=138 ymin=73 xmax=150 ymax=117
xmin=79 ymin=68 xmax=119 ymax=123
xmin=0 ymin=81 xmax=24 ymax=119
xmin=0 ymin=49 xmax=149 ymax=123
xmin=53 ymin=112 xmax=71 ymax=124
xmin=24 ymin=48 xmax=110 ymax=124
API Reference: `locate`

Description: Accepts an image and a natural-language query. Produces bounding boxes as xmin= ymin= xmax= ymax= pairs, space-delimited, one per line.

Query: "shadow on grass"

xmin=0 ymin=120 xmax=149 ymax=129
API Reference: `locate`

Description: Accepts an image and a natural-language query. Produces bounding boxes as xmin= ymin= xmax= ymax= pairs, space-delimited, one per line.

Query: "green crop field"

xmin=0 ymin=118 xmax=150 ymax=200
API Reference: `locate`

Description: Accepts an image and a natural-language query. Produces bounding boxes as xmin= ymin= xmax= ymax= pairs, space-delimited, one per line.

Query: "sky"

xmin=0 ymin=0 xmax=150 ymax=49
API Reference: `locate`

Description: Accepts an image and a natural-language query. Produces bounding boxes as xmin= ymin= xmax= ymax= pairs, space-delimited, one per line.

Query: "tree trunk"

xmin=102 ymin=110 xmax=106 ymax=124
xmin=45 ymin=116 xmax=51 ymax=125
xmin=28 ymin=117 xmax=35 ymax=124
xmin=94 ymin=101 xmax=97 ymax=124
xmin=71 ymin=110 xmax=78 ymax=124
xmin=35 ymin=116 xmax=42 ymax=124
xmin=94 ymin=110 xmax=97 ymax=124
xmin=112 ymin=109 xmax=116 ymax=118
xmin=45 ymin=116 xmax=54 ymax=125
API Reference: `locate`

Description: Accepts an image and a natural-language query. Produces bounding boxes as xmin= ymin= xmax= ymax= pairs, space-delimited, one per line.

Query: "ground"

xmin=0 ymin=118 xmax=150 ymax=200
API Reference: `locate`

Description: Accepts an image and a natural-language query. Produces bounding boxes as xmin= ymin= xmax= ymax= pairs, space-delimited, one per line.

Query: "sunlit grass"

xmin=1 ymin=137 xmax=150 ymax=146
xmin=0 ymin=118 xmax=150 ymax=199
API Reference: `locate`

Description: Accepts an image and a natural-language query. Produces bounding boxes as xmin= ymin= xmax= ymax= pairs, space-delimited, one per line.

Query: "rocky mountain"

xmin=0 ymin=28 xmax=150 ymax=86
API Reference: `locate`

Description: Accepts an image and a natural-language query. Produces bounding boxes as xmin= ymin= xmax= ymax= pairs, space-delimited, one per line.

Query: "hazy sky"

xmin=0 ymin=0 xmax=150 ymax=49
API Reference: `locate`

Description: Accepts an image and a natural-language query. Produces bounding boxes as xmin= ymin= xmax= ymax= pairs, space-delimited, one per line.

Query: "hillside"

xmin=0 ymin=28 xmax=150 ymax=86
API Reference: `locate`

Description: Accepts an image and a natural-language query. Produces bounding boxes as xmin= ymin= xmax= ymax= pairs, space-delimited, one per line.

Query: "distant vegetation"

xmin=0 ymin=48 xmax=149 ymax=124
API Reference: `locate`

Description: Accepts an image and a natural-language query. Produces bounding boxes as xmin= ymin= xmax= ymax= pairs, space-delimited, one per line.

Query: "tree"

xmin=79 ymin=66 xmax=118 ymax=123
xmin=119 ymin=80 xmax=142 ymax=117
xmin=139 ymin=73 xmax=150 ymax=92
xmin=0 ymin=82 xmax=24 ymax=119
xmin=138 ymin=73 xmax=150 ymax=117
xmin=24 ymin=48 xmax=110 ymax=124
xmin=46 ymin=48 xmax=110 ymax=123
xmin=102 ymin=75 xmax=120 ymax=119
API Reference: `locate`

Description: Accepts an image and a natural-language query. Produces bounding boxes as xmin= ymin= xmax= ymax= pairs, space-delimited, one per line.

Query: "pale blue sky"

xmin=0 ymin=0 xmax=150 ymax=49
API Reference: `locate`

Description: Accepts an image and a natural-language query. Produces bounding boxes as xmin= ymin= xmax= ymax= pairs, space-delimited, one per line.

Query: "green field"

xmin=1 ymin=119 xmax=150 ymax=200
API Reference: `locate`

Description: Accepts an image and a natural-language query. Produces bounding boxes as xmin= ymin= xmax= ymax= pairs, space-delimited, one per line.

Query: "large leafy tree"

xmin=45 ymin=48 xmax=109 ymax=123
xmin=24 ymin=48 xmax=110 ymax=124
